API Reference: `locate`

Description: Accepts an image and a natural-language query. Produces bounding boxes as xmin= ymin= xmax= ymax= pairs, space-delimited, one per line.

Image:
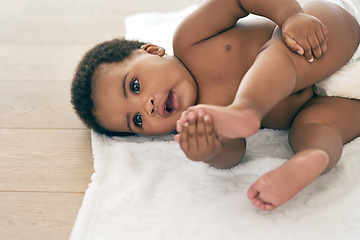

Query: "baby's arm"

xmin=175 ymin=110 xmax=246 ymax=169
xmin=239 ymin=0 xmax=328 ymax=62
xmin=174 ymin=0 xmax=328 ymax=62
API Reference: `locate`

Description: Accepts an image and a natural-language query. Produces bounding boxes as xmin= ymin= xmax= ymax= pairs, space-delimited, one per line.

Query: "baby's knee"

xmin=291 ymin=96 xmax=360 ymax=144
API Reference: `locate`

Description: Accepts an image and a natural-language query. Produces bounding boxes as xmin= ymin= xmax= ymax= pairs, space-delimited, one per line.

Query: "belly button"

xmin=226 ymin=45 xmax=231 ymax=51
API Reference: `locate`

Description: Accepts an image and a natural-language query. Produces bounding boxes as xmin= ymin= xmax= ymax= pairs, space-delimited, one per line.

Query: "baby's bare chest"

xmin=185 ymin=26 xmax=272 ymax=105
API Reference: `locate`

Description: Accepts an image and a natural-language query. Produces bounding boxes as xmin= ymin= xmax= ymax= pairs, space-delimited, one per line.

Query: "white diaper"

xmin=313 ymin=0 xmax=360 ymax=100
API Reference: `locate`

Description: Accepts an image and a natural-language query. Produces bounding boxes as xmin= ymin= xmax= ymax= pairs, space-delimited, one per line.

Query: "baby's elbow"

xmin=208 ymin=138 xmax=246 ymax=169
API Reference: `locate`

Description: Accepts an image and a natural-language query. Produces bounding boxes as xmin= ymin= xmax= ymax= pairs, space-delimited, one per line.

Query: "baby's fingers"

xmin=204 ymin=114 xmax=218 ymax=147
xmin=305 ymin=21 xmax=328 ymax=62
xmin=285 ymin=33 xmax=314 ymax=62
xmin=282 ymin=33 xmax=304 ymax=55
xmin=176 ymin=110 xmax=189 ymax=133
xmin=318 ymin=25 xmax=328 ymax=56
xmin=309 ymin=26 xmax=328 ymax=59
xmin=179 ymin=122 xmax=189 ymax=153
xmin=299 ymin=39 xmax=314 ymax=63
xmin=308 ymin=34 xmax=321 ymax=60
xmin=174 ymin=133 xmax=180 ymax=142
xmin=179 ymin=119 xmax=199 ymax=159
xmin=196 ymin=110 xmax=208 ymax=149
xmin=185 ymin=111 xmax=198 ymax=150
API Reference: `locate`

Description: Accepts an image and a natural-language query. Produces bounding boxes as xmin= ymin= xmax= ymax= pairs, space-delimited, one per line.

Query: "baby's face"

xmin=92 ymin=50 xmax=197 ymax=136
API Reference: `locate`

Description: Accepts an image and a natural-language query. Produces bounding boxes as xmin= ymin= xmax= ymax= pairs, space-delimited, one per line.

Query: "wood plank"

xmin=0 ymin=0 xmax=206 ymax=19
xmin=0 ymin=192 xmax=84 ymax=240
xmin=0 ymin=45 xmax=92 ymax=81
xmin=0 ymin=81 xmax=86 ymax=129
xmin=0 ymin=129 xmax=94 ymax=192
xmin=0 ymin=17 xmax=125 ymax=45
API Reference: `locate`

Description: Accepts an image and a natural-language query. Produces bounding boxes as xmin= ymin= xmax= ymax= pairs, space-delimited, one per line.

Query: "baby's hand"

xmin=175 ymin=110 xmax=222 ymax=163
xmin=282 ymin=13 xmax=329 ymax=63
xmin=176 ymin=109 xmax=189 ymax=134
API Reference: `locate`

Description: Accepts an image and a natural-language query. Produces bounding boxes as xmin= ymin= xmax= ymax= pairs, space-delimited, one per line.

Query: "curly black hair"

xmin=71 ymin=38 xmax=146 ymax=136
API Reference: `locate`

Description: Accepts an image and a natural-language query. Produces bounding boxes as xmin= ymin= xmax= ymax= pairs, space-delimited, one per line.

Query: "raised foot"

xmin=179 ymin=104 xmax=261 ymax=138
xmin=247 ymin=149 xmax=330 ymax=211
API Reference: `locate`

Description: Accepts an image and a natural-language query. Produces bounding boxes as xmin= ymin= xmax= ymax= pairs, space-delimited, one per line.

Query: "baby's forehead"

xmin=96 ymin=62 xmax=120 ymax=76
xmin=94 ymin=51 xmax=153 ymax=83
xmin=93 ymin=62 xmax=123 ymax=86
xmin=97 ymin=53 xmax=140 ymax=75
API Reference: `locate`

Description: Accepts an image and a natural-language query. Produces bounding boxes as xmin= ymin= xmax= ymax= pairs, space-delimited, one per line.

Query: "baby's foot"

xmin=247 ymin=149 xmax=329 ymax=211
xmin=184 ymin=104 xmax=261 ymax=138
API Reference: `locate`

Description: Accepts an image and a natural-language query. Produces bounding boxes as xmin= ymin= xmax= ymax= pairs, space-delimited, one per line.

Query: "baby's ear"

xmin=141 ymin=44 xmax=165 ymax=56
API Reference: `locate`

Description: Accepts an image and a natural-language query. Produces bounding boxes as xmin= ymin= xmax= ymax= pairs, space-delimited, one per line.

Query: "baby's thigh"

xmin=303 ymin=1 xmax=359 ymax=60
xmin=266 ymin=2 xmax=359 ymax=87
xmin=292 ymin=97 xmax=360 ymax=144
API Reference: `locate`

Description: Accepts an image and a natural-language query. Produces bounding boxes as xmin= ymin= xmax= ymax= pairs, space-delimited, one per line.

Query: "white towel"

xmin=70 ymin=6 xmax=360 ymax=240
xmin=313 ymin=0 xmax=360 ymax=100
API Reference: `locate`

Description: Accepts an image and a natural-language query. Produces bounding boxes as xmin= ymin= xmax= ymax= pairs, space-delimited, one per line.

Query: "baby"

xmin=71 ymin=0 xmax=360 ymax=210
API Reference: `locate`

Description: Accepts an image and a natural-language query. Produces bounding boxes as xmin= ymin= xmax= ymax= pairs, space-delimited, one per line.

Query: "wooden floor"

xmin=0 ymin=0 xmax=204 ymax=239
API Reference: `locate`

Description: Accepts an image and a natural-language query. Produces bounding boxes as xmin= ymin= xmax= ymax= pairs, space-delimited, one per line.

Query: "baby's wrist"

xmin=276 ymin=5 xmax=304 ymax=27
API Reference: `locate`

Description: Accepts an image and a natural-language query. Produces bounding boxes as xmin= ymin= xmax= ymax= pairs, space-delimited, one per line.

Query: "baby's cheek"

xmin=148 ymin=119 xmax=177 ymax=135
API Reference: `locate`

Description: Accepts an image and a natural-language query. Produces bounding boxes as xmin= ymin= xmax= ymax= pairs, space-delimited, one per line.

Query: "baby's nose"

xmin=144 ymin=97 xmax=155 ymax=116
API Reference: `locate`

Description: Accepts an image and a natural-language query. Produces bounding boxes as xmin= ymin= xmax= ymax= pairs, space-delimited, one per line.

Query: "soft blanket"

xmin=70 ymin=6 xmax=360 ymax=240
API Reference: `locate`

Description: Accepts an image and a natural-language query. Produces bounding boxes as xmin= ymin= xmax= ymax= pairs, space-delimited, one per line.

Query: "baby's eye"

xmin=133 ymin=113 xmax=142 ymax=127
xmin=130 ymin=79 xmax=140 ymax=94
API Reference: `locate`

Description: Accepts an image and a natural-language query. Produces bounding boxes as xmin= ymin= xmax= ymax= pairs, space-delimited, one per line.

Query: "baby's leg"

xmin=247 ymin=97 xmax=360 ymax=210
xmin=190 ymin=2 xmax=359 ymax=139
xmin=190 ymin=46 xmax=298 ymax=138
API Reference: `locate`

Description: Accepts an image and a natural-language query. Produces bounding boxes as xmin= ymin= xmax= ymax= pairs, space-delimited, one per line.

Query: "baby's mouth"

xmin=160 ymin=91 xmax=178 ymax=116
xmin=166 ymin=91 xmax=176 ymax=113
